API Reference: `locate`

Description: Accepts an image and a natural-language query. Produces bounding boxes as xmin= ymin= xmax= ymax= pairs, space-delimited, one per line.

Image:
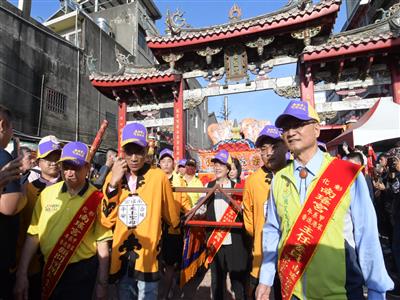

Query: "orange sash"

xmin=278 ymin=159 xmax=361 ymax=300
xmin=41 ymin=190 xmax=103 ymax=300
xmin=205 ymin=203 xmax=238 ymax=267
xmin=205 ymin=182 xmax=243 ymax=268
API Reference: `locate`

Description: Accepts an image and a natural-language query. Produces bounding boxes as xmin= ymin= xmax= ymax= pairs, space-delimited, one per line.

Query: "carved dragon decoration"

xmin=165 ymin=9 xmax=191 ymax=36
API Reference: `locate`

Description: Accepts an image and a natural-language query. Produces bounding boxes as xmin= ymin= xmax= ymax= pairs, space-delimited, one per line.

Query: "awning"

xmin=327 ymin=98 xmax=400 ymax=151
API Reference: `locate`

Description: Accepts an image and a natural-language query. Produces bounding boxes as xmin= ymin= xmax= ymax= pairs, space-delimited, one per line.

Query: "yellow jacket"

xmin=101 ymin=165 xmax=181 ymax=281
xmin=184 ymin=175 xmax=204 ymax=207
xmin=242 ymin=167 xmax=272 ymax=279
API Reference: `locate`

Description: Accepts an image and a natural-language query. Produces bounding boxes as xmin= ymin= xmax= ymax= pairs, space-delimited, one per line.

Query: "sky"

xmin=9 ymin=0 xmax=348 ymax=123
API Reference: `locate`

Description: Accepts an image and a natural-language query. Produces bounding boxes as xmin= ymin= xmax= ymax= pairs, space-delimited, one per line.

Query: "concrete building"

xmin=45 ymin=0 xmax=160 ymax=65
xmin=1 ymin=0 xmax=212 ymax=151
xmin=0 ymin=0 xmax=167 ymax=149
xmin=0 ymin=0 xmax=131 ymax=148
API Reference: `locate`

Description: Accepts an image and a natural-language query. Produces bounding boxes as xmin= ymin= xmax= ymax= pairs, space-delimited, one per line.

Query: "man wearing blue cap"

xmin=243 ymin=125 xmax=288 ymax=299
xmin=256 ymin=100 xmax=393 ymax=300
xmin=100 ymin=123 xmax=180 ymax=300
xmin=16 ymin=135 xmax=62 ymax=299
xmin=183 ymin=158 xmax=204 ymax=207
xmin=15 ymin=141 xmax=111 ymax=300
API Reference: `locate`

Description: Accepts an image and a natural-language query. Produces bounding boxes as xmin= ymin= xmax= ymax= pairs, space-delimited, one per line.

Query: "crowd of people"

xmin=0 ymin=99 xmax=399 ymax=300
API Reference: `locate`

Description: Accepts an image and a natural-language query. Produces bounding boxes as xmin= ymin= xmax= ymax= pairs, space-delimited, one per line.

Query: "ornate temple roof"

xmin=87 ymin=47 xmax=181 ymax=87
xmin=302 ymin=3 xmax=400 ymax=61
xmin=89 ymin=68 xmax=179 ymax=86
xmin=146 ymin=0 xmax=340 ymax=49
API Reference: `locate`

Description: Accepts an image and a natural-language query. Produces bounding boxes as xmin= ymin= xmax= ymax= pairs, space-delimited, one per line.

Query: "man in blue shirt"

xmin=256 ymin=100 xmax=393 ymax=300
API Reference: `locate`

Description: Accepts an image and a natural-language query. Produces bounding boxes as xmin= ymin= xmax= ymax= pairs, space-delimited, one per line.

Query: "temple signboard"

xmin=224 ymin=45 xmax=248 ymax=82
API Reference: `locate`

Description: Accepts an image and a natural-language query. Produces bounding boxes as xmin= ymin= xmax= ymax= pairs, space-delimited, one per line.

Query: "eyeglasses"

xmin=281 ymin=120 xmax=317 ymax=132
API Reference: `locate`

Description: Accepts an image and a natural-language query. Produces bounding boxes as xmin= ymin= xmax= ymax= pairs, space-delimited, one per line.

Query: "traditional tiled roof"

xmin=89 ymin=66 xmax=180 ymax=84
xmin=147 ymin=0 xmax=340 ymax=46
xmin=303 ymin=19 xmax=399 ymax=54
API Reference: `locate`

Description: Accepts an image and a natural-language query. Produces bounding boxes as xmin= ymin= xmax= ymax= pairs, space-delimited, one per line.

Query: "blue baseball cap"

xmin=275 ymin=100 xmax=320 ymax=128
xmin=121 ymin=123 xmax=147 ymax=148
xmin=178 ymin=159 xmax=187 ymax=167
xmin=255 ymin=125 xmax=282 ymax=147
xmin=159 ymin=148 xmax=174 ymax=160
xmin=211 ymin=149 xmax=232 ymax=166
xmin=58 ymin=141 xmax=89 ymax=166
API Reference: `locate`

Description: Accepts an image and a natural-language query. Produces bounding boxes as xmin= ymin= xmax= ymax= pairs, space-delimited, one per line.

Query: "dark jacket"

xmin=205 ymin=179 xmax=250 ymax=272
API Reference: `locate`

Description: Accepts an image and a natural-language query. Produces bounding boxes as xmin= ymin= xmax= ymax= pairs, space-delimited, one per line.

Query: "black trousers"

xmin=0 ymin=268 xmax=14 ymax=300
xmin=49 ymin=256 xmax=98 ymax=300
xmin=210 ymin=244 xmax=247 ymax=300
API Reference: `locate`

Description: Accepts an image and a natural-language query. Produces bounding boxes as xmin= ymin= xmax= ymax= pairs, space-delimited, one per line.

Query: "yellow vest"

xmin=28 ymin=182 xmax=111 ymax=264
xmin=273 ymin=153 xmax=350 ymax=300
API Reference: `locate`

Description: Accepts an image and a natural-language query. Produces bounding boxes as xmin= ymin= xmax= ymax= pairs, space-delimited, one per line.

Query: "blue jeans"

xmin=118 ymin=273 xmax=158 ymax=300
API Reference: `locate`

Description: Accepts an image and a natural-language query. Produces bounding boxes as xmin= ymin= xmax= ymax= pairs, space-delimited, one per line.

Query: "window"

xmin=195 ymin=115 xmax=198 ymax=128
xmin=138 ymin=25 xmax=147 ymax=50
xmin=45 ymin=88 xmax=66 ymax=114
xmin=106 ymin=112 xmax=116 ymax=129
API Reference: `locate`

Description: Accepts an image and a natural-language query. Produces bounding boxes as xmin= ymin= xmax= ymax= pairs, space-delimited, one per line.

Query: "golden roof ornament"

xmin=231 ymin=119 xmax=241 ymax=140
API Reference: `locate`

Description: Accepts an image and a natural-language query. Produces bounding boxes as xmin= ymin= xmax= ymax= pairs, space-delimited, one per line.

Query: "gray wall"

xmin=0 ymin=0 xmax=130 ymax=148
xmin=89 ymin=0 xmax=157 ymax=66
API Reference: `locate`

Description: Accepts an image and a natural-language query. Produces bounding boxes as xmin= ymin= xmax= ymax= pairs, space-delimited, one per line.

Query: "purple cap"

xmin=255 ymin=125 xmax=282 ymax=147
xmin=211 ymin=149 xmax=232 ymax=166
xmin=178 ymin=159 xmax=187 ymax=167
xmin=58 ymin=142 xmax=89 ymax=166
xmin=37 ymin=135 xmax=62 ymax=159
xmin=121 ymin=123 xmax=147 ymax=148
xmin=275 ymin=100 xmax=320 ymax=128
xmin=159 ymin=148 xmax=174 ymax=160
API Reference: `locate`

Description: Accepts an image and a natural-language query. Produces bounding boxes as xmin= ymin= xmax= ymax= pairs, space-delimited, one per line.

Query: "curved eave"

xmin=302 ymin=37 xmax=400 ymax=63
xmin=90 ymin=74 xmax=181 ymax=88
xmin=147 ymin=4 xmax=339 ymax=50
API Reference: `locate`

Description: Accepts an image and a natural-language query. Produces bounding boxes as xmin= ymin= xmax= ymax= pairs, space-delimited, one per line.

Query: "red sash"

xmin=278 ymin=159 xmax=361 ymax=300
xmin=205 ymin=181 xmax=243 ymax=268
xmin=41 ymin=190 xmax=103 ymax=300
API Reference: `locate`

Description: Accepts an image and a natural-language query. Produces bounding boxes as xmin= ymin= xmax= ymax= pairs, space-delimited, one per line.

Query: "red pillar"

xmin=300 ymin=64 xmax=315 ymax=108
xmin=118 ymin=100 xmax=127 ymax=154
xmin=173 ymin=79 xmax=185 ymax=160
xmin=390 ymin=61 xmax=400 ymax=104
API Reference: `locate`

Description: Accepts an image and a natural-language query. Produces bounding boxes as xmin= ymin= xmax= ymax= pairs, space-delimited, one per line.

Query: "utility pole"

xmin=218 ymin=96 xmax=231 ymax=121
xmin=224 ymin=96 xmax=228 ymax=121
